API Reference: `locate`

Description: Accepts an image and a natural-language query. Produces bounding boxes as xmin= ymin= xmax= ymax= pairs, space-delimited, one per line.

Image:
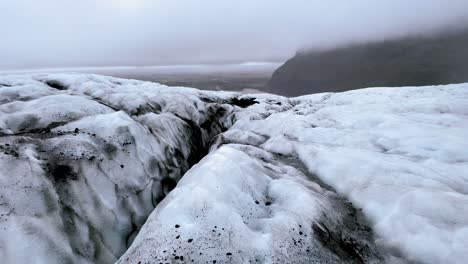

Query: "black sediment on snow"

xmin=278 ymin=155 xmax=387 ymax=263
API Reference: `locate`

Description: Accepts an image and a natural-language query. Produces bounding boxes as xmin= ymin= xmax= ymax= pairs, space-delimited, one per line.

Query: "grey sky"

xmin=1 ymin=0 xmax=468 ymax=70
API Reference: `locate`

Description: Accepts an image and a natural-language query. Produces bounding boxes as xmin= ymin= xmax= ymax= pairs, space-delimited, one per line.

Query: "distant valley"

xmin=0 ymin=62 xmax=280 ymax=93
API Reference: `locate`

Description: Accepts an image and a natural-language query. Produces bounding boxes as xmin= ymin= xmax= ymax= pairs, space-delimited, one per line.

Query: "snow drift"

xmin=1 ymin=74 xmax=467 ymax=264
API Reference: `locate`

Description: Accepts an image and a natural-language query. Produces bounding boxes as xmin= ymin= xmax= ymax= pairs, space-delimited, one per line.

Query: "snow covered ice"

xmin=1 ymin=74 xmax=467 ymax=264
xmin=0 ymin=74 xmax=237 ymax=263
xmin=231 ymin=85 xmax=468 ymax=264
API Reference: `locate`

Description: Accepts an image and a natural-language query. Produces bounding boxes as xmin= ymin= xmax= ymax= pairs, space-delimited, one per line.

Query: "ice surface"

xmin=231 ymin=84 xmax=468 ymax=264
xmin=0 ymin=74 xmax=237 ymax=263
xmin=118 ymin=145 xmax=383 ymax=263
xmin=1 ymin=74 xmax=467 ymax=264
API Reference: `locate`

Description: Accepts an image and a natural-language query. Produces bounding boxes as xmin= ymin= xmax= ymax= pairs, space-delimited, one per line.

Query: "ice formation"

xmin=1 ymin=74 xmax=467 ymax=264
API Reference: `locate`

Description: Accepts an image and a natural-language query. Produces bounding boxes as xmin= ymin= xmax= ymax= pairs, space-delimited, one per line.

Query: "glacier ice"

xmin=1 ymin=74 xmax=467 ymax=264
xmin=0 ymin=74 xmax=236 ymax=263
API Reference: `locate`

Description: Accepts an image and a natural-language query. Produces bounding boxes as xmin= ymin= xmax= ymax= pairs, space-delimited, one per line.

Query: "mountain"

xmin=267 ymin=28 xmax=468 ymax=96
xmin=1 ymin=74 xmax=467 ymax=264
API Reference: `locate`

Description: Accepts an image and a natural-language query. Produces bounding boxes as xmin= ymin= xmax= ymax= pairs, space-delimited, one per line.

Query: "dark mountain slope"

xmin=267 ymin=28 xmax=468 ymax=96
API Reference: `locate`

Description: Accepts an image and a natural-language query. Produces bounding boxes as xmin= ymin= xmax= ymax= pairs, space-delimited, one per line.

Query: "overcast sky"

xmin=1 ymin=0 xmax=468 ymax=70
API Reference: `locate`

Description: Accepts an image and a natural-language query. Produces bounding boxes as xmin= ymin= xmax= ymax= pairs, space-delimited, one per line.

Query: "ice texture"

xmin=1 ymin=74 xmax=467 ymax=264
xmin=231 ymin=84 xmax=468 ymax=264
xmin=0 ymin=74 xmax=236 ymax=263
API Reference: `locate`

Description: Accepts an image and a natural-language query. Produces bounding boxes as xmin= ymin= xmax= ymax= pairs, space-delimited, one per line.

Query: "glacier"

xmin=0 ymin=74 xmax=467 ymax=264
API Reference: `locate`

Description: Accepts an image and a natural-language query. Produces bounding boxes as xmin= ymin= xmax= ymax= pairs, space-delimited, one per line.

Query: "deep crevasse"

xmin=0 ymin=73 xmax=248 ymax=263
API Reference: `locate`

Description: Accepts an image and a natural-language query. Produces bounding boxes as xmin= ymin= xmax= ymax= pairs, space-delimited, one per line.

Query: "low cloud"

xmin=1 ymin=0 xmax=468 ymax=70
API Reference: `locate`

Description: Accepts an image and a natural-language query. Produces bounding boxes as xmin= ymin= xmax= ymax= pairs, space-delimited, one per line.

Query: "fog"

xmin=1 ymin=0 xmax=468 ymax=70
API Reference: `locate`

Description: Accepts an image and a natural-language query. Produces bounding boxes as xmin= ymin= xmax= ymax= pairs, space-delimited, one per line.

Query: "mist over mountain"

xmin=267 ymin=27 xmax=468 ymax=96
xmin=2 ymin=0 xmax=468 ymax=70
